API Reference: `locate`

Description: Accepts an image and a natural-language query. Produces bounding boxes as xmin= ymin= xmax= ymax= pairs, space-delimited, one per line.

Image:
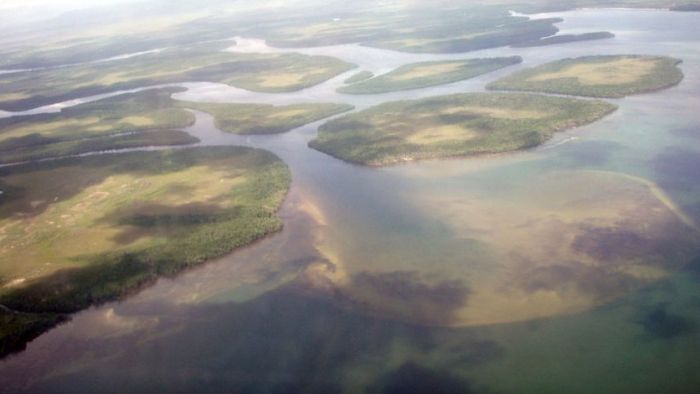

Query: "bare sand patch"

xmin=256 ymin=72 xmax=306 ymax=88
xmin=406 ymin=124 xmax=476 ymax=144
xmin=529 ymin=57 xmax=659 ymax=86
xmin=391 ymin=63 xmax=463 ymax=81
xmin=0 ymin=92 xmax=29 ymax=101
xmin=381 ymin=32 xmax=488 ymax=49
xmin=441 ymin=105 xmax=548 ymax=119
xmin=121 ymin=116 xmax=156 ymax=127
xmin=269 ymin=109 xmax=310 ymax=119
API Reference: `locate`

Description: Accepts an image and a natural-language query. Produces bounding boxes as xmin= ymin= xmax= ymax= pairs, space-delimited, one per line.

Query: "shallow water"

xmin=1 ymin=8 xmax=700 ymax=394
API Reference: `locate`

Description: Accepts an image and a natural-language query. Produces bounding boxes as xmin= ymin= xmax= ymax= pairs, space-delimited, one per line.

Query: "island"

xmin=265 ymin=10 xmax=562 ymax=54
xmin=0 ymin=88 xmax=198 ymax=164
xmin=511 ymin=32 xmax=615 ymax=47
xmin=344 ymin=71 xmax=375 ymax=84
xmin=0 ymin=146 xmax=290 ymax=356
xmin=0 ymin=42 xmax=355 ymax=112
xmin=670 ymin=4 xmax=700 ymax=11
xmin=487 ymin=55 xmax=684 ymax=98
xmin=181 ymin=101 xmax=354 ymax=134
xmin=309 ymin=93 xmax=617 ymax=166
xmin=337 ymin=57 xmax=522 ymax=94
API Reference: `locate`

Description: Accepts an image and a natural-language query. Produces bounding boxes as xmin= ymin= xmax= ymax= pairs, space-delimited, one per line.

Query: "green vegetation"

xmin=367 ymin=18 xmax=561 ymax=53
xmin=310 ymin=93 xmax=617 ymax=166
xmin=0 ymin=88 xmax=354 ymax=164
xmin=1 ymin=0 xmax=697 ymax=74
xmin=338 ymin=57 xmax=522 ymax=94
xmin=344 ymin=71 xmax=374 ymax=84
xmin=260 ymin=10 xmax=561 ymax=54
xmin=0 ymin=146 xmax=290 ymax=352
xmin=0 ymin=17 xmax=240 ymax=71
xmin=0 ymin=310 xmax=66 ymax=358
xmin=671 ymin=4 xmax=700 ymax=10
xmin=0 ymin=88 xmax=197 ymax=164
xmin=181 ymin=101 xmax=354 ymax=134
xmin=0 ymin=130 xmax=198 ymax=165
xmin=488 ymin=55 xmax=684 ymax=98
xmin=0 ymin=42 xmax=355 ymax=111
xmin=244 ymin=1 xmax=700 ymax=53
xmin=511 ymin=32 xmax=615 ymax=47
xmin=508 ymin=0 xmax=700 ymax=12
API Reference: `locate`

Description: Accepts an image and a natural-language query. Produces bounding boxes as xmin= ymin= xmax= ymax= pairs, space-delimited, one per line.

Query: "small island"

xmin=309 ymin=93 xmax=617 ymax=166
xmin=511 ymin=32 xmax=614 ymax=47
xmin=671 ymin=4 xmax=700 ymax=11
xmin=487 ymin=55 xmax=684 ymax=98
xmin=344 ymin=71 xmax=375 ymax=84
xmin=0 ymin=88 xmax=198 ymax=164
xmin=182 ymin=101 xmax=354 ymax=134
xmin=0 ymin=146 xmax=290 ymax=356
xmin=337 ymin=57 xmax=522 ymax=94
xmin=0 ymin=43 xmax=355 ymax=112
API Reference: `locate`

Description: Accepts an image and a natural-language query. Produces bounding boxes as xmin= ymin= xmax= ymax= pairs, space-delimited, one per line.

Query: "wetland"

xmin=337 ymin=57 xmax=522 ymax=94
xmin=0 ymin=3 xmax=699 ymax=394
xmin=311 ymin=93 xmax=617 ymax=165
xmin=488 ymin=54 xmax=685 ymax=97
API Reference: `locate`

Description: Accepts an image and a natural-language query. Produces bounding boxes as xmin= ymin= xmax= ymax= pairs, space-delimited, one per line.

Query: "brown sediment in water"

xmin=298 ymin=170 xmax=700 ymax=328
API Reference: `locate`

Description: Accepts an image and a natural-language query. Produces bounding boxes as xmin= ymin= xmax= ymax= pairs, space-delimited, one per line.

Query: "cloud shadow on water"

xmin=367 ymin=362 xmax=474 ymax=394
xmin=16 ymin=281 xmax=502 ymax=394
xmin=635 ymin=303 xmax=695 ymax=340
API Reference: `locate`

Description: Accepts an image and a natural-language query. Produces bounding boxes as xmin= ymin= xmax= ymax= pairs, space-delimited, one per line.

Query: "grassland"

xmin=0 ymin=88 xmax=198 ymax=164
xmin=0 ymin=88 xmax=354 ymax=163
xmin=260 ymin=10 xmax=562 ymax=54
xmin=181 ymin=101 xmax=354 ymax=134
xmin=511 ymin=32 xmax=615 ymax=47
xmin=0 ymin=42 xmax=355 ymax=112
xmin=1 ymin=0 xmax=697 ymax=74
xmin=0 ymin=131 xmax=199 ymax=165
xmin=310 ymin=93 xmax=617 ymax=166
xmin=0 ymin=12 xmax=239 ymax=70
xmin=243 ymin=1 xmax=700 ymax=54
xmin=369 ymin=18 xmax=561 ymax=53
xmin=337 ymin=57 xmax=522 ymax=94
xmin=0 ymin=146 xmax=290 ymax=354
xmin=488 ymin=55 xmax=684 ymax=98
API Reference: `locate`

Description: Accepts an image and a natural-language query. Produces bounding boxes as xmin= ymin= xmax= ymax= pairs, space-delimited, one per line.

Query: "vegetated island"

xmin=337 ymin=57 xmax=522 ymax=94
xmin=344 ymin=71 xmax=375 ymax=84
xmin=309 ymin=93 xmax=617 ymax=166
xmin=264 ymin=8 xmax=563 ymax=54
xmin=0 ymin=87 xmax=354 ymax=164
xmin=0 ymin=42 xmax=355 ymax=112
xmin=487 ymin=55 xmax=684 ymax=98
xmin=670 ymin=4 xmax=700 ymax=11
xmin=0 ymin=146 xmax=290 ymax=357
xmin=0 ymin=88 xmax=198 ymax=165
xmin=181 ymin=101 xmax=354 ymax=134
xmin=511 ymin=32 xmax=614 ymax=47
